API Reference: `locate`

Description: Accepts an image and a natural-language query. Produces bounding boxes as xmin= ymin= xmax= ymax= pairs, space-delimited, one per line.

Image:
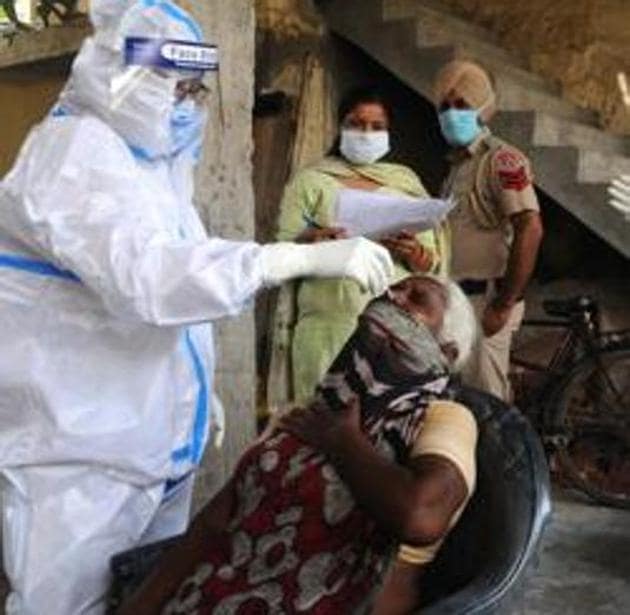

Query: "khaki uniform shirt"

xmin=441 ymin=129 xmax=540 ymax=281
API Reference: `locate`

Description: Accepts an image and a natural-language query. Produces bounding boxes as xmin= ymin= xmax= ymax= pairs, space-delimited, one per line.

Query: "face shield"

xmin=106 ymin=36 xmax=219 ymax=160
xmin=57 ymin=1 xmax=219 ymax=161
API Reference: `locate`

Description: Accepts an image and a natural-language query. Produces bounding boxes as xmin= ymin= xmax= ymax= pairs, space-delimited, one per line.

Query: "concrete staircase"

xmin=320 ymin=0 xmax=630 ymax=258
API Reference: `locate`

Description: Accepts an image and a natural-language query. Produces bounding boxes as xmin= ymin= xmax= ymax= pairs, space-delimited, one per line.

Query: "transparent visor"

xmin=111 ymin=37 xmax=219 ymax=107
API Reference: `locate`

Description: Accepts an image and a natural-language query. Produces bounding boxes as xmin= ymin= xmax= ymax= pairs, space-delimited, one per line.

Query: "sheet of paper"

xmin=335 ymin=188 xmax=455 ymax=239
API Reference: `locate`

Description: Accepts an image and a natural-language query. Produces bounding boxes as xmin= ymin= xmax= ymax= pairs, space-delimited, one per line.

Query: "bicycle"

xmin=510 ymin=295 xmax=630 ymax=509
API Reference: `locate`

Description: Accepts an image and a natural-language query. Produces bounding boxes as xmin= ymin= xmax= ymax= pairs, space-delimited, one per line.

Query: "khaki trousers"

xmin=461 ymin=295 xmax=525 ymax=402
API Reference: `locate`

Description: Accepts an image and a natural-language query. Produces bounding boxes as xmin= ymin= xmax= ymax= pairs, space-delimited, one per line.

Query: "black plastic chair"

xmin=419 ymin=386 xmax=552 ymax=614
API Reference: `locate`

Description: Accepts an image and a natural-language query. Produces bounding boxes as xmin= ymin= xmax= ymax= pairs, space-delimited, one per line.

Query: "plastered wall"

xmin=0 ymin=61 xmax=68 ymax=175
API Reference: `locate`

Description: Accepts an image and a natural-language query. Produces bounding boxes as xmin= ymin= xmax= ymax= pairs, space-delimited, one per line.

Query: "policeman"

xmin=434 ymin=60 xmax=544 ymax=401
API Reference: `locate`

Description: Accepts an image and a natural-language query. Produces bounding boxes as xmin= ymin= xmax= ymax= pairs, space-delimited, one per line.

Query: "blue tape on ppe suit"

xmin=0 ymin=253 xmax=80 ymax=282
xmin=0 ymin=253 xmax=210 ymax=467
xmin=171 ymin=330 xmax=211 ymax=464
xmin=164 ymin=471 xmax=192 ymax=497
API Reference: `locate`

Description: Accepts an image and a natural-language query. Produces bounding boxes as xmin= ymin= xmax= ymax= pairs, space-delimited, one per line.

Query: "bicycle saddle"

xmin=543 ymin=295 xmax=596 ymax=318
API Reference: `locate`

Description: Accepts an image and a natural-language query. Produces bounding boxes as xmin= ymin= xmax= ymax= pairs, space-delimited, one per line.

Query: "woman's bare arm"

xmin=371 ymin=559 xmax=428 ymax=615
xmin=280 ymin=402 xmax=467 ymax=546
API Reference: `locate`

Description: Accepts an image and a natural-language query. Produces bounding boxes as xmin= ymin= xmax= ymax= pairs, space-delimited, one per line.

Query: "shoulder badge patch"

xmin=493 ymin=149 xmax=531 ymax=192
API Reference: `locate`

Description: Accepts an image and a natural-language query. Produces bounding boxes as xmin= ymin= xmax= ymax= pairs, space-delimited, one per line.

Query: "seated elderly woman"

xmin=118 ymin=275 xmax=478 ymax=614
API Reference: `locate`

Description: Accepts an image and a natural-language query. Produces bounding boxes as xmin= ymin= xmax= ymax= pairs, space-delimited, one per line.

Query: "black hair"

xmin=328 ymin=84 xmax=394 ymax=156
xmin=337 ymin=84 xmax=393 ymax=125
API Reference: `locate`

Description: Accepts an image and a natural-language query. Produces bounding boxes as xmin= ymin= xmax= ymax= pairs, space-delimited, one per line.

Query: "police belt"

xmin=459 ymin=278 xmax=524 ymax=302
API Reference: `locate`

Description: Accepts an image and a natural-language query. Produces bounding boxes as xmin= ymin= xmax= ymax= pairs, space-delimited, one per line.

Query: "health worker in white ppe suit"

xmin=0 ymin=1 xmax=394 ymax=613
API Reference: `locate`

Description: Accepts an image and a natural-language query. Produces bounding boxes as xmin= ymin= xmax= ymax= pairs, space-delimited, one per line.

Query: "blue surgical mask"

xmin=438 ymin=108 xmax=482 ymax=147
xmin=170 ymin=99 xmax=206 ymax=158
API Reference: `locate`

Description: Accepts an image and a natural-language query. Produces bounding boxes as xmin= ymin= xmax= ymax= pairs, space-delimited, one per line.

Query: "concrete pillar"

xmin=180 ymin=0 xmax=258 ymax=510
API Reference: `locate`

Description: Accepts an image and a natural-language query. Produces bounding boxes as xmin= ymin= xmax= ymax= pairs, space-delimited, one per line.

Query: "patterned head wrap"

xmin=316 ymin=298 xmax=451 ymax=461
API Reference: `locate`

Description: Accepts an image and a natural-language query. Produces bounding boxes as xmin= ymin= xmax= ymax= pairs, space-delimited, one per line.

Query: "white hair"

xmin=436 ymin=277 xmax=478 ymax=371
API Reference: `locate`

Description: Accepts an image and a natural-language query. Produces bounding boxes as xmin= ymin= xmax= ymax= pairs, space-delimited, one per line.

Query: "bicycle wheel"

xmin=547 ymin=346 xmax=630 ymax=509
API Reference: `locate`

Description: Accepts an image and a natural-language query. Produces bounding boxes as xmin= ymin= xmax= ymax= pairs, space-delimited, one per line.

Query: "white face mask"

xmin=340 ymin=129 xmax=390 ymax=165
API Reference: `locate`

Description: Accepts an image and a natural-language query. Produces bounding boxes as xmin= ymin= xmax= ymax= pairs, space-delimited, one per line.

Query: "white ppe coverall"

xmin=0 ymin=1 xmax=395 ymax=614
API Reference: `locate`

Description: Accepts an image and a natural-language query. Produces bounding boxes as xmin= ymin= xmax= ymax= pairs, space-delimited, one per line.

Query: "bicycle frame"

xmin=510 ymin=311 xmax=602 ymax=415
xmin=511 ymin=299 xmax=630 ymax=508
xmin=514 ymin=300 xmax=604 ymax=376
xmin=513 ymin=317 xmax=576 ymax=375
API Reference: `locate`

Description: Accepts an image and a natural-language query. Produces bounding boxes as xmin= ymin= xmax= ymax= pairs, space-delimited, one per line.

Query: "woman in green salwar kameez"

xmin=268 ymin=86 xmax=450 ymax=407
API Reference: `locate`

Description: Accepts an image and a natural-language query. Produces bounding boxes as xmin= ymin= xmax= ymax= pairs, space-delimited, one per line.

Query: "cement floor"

xmin=515 ymin=492 xmax=630 ymax=615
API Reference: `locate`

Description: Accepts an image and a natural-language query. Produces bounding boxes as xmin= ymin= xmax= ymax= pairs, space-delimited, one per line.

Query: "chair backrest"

xmin=420 ymin=386 xmax=552 ymax=614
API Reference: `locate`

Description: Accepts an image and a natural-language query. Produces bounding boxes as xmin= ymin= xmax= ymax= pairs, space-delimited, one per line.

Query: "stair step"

xmin=533 ymin=113 xmax=630 ymax=157
xmin=384 ymin=0 xmax=497 ymax=43
xmin=578 ymin=150 xmax=630 ymax=184
xmin=326 ymin=0 xmax=597 ymax=124
xmin=489 ymin=73 xmax=597 ymax=124
xmin=384 ymin=0 xmax=525 ymax=70
xmin=558 ymin=183 xmax=630 ymax=259
xmin=381 ymin=0 xmax=599 ymax=124
xmin=493 ymin=111 xmax=630 ymax=158
xmin=383 ymin=0 xmax=559 ymax=95
xmin=414 ymin=27 xmax=558 ymax=98
xmin=573 ymin=184 xmax=630 ymax=260
xmin=328 ymin=13 xmax=454 ymax=101
xmin=530 ymin=147 xmax=630 ymax=258
xmin=490 ymin=111 xmax=537 ymax=150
